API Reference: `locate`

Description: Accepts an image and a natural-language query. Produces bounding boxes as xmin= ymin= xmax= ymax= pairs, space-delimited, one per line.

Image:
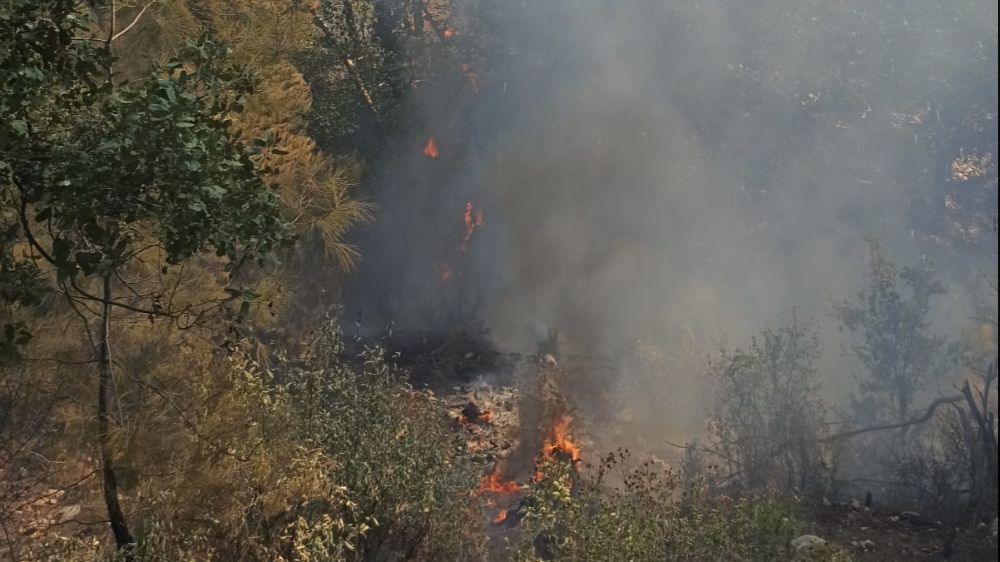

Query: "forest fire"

xmin=459 ymin=202 xmax=485 ymax=251
xmin=478 ymin=468 xmax=520 ymax=528
xmin=478 ymin=470 xmax=521 ymax=495
xmin=540 ymin=416 xmax=581 ymax=464
xmin=493 ymin=508 xmax=509 ymax=524
xmin=423 ymin=136 xmax=439 ymax=158
xmin=532 ymin=415 xmax=582 ymax=482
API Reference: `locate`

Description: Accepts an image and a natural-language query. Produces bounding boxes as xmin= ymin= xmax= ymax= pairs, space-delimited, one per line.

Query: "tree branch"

xmin=311 ymin=9 xmax=380 ymax=115
xmin=822 ymin=394 xmax=965 ymax=442
xmin=111 ymin=2 xmax=155 ymax=43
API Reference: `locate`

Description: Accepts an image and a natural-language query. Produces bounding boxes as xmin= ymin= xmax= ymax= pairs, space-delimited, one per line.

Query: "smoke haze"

xmin=346 ymin=0 xmax=998 ymax=432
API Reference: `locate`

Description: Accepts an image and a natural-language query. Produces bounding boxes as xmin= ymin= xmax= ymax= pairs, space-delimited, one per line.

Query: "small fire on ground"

xmin=476 ymin=414 xmax=582 ymax=526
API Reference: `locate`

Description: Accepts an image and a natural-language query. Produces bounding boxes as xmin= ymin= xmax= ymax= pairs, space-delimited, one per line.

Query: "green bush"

xmin=512 ymin=452 xmax=851 ymax=562
xmin=284 ymin=322 xmax=487 ymax=561
xmin=705 ymin=315 xmax=833 ymax=496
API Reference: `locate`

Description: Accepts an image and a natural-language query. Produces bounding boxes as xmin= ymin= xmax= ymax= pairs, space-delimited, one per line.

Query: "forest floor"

xmin=803 ymin=501 xmax=997 ymax=562
xmin=5 ymin=335 xmax=996 ymax=561
xmin=408 ymin=335 xmax=999 ymax=562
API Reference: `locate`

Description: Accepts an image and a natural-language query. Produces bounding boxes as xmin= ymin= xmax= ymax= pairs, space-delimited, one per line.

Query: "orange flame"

xmin=443 ymin=28 xmax=456 ymax=39
xmin=458 ymin=201 xmax=485 ymax=252
xmin=532 ymin=416 xmax=582 ymax=482
xmin=541 ymin=416 xmax=582 ymax=463
xmin=493 ymin=508 xmax=509 ymax=524
xmin=478 ymin=470 xmax=520 ymax=495
xmin=423 ymin=137 xmax=439 ymax=158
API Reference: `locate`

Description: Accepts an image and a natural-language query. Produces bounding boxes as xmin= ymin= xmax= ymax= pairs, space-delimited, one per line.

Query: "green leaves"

xmin=832 ymin=241 xmax=954 ymax=421
xmin=24 ymin=34 xmax=290 ymax=270
xmin=1 ymin=5 xmax=291 ymax=361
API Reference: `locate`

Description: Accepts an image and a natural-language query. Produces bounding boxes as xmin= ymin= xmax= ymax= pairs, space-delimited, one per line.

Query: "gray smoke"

xmin=347 ymin=0 xmax=998 ymax=434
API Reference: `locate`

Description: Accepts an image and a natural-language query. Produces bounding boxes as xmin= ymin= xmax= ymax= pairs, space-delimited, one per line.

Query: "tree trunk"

xmin=98 ymin=275 xmax=134 ymax=553
xmin=409 ymin=0 xmax=423 ymax=36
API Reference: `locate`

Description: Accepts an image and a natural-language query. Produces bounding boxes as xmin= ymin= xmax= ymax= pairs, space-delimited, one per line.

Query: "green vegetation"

xmin=833 ymin=241 xmax=956 ymax=422
xmin=0 ymin=1 xmax=995 ymax=561
xmin=703 ymin=315 xmax=833 ymax=496
xmin=512 ymin=454 xmax=850 ymax=562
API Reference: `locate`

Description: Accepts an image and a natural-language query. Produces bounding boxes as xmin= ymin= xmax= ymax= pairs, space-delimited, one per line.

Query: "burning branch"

xmin=458 ymin=202 xmax=484 ymax=251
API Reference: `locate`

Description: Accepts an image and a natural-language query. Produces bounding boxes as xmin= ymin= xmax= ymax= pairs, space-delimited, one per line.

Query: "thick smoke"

xmin=347 ymin=0 xmax=998 ymax=434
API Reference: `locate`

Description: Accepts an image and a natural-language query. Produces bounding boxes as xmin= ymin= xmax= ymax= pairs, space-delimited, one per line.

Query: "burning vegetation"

xmin=539 ymin=416 xmax=582 ymax=465
xmin=479 ymin=470 xmax=521 ymax=495
xmin=1 ymin=1 xmax=996 ymax=562
xmin=459 ymin=201 xmax=485 ymax=252
xmin=423 ymin=136 xmax=440 ymax=158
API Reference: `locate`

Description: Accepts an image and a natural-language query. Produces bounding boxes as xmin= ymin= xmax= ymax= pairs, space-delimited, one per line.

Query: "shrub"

xmin=283 ymin=322 xmax=488 ymax=561
xmin=511 ymin=451 xmax=851 ymax=562
xmin=832 ymin=240 xmax=954 ymax=423
xmin=705 ymin=315 xmax=834 ymax=496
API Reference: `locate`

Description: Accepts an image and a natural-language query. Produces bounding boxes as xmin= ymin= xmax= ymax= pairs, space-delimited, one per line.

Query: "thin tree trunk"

xmin=312 ymin=8 xmax=379 ymax=115
xmin=409 ymin=0 xmax=422 ymax=36
xmin=98 ymin=275 xmax=134 ymax=552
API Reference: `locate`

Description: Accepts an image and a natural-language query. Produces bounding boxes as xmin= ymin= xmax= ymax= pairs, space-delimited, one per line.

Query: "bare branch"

xmin=111 ymin=2 xmax=156 ymax=43
xmin=822 ymin=394 xmax=965 ymax=442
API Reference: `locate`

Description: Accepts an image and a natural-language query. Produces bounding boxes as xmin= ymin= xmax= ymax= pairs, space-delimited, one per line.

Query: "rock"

xmin=57 ymin=504 xmax=81 ymax=524
xmin=898 ymin=510 xmax=936 ymax=527
xmin=851 ymin=539 xmax=875 ymax=551
xmin=791 ymin=534 xmax=826 ymax=552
